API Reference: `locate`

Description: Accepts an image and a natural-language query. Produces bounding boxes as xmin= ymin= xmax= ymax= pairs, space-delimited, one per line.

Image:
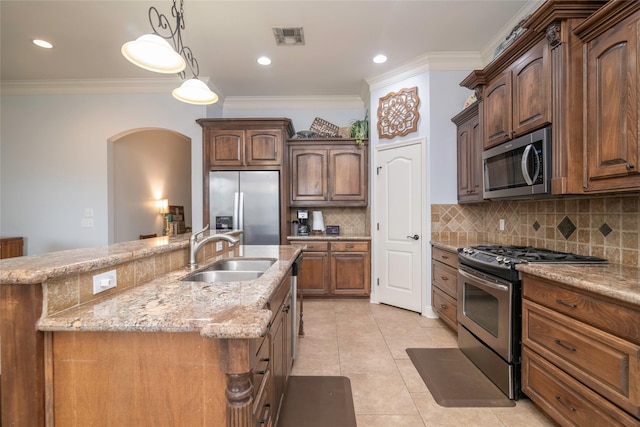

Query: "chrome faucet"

xmin=189 ymin=224 xmax=239 ymax=270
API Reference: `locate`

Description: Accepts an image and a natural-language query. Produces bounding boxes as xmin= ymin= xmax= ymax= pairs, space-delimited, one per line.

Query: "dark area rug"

xmin=278 ymin=376 xmax=357 ymax=427
xmin=406 ymin=348 xmax=515 ymax=408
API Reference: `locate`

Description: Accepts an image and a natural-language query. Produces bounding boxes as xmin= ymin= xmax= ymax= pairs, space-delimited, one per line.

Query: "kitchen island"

xmin=1 ymin=233 xmax=301 ymax=427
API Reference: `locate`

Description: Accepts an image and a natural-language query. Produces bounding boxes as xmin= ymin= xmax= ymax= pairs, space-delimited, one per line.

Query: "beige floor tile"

xmin=339 ymin=345 xmax=398 ymax=374
xmin=384 ymin=334 xmax=437 ymax=358
xmin=296 ymin=335 xmax=338 ymax=359
xmin=495 ymin=410 xmax=556 ymax=427
xmin=416 ymin=315 xmax=448 ymax=329
xmin=395 ymin=359 xmax=428 ymax=393
xmin=301 ymin=318 xmax=337 ymax=337
xmin=356 ymin=414 xmax=426 ymax=427
xmin=347 ymin=372 xmax=419 ymax=415
xmin=422 ymin=326 xmax=458 ymax=347
xmin=376 ymin=318 xmax=426 ymax=338
xmin=290 ymin=356 xmax=341 ymax=376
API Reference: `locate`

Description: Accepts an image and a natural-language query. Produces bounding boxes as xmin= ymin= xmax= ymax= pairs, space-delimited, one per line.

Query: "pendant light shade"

xmin=172 ymin=78 xmax=219 ymax=105
xmin=121 ymin=34 xmax=186 ymax=74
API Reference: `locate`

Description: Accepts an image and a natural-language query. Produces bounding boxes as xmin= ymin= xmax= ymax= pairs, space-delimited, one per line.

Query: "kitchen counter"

xmin=37 ymin=245 xmax=301 ymax=339
xmin=287 ymin=233 xmax=371 ymax=241
xmin=517 ymin=262 xmax=640 ymax=307
xmin=429 ymin=237 xmax=639 ymax=307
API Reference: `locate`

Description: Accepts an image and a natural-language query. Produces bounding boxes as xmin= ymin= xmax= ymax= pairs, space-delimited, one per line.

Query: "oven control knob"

xmin=503 ymin=258 xmax=511 ymax=265
xmin=496 ymin=256 xmax=504 ymax=263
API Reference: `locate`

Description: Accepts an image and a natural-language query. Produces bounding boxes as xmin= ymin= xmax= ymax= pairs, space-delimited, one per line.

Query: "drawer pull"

xmin=258 ymin=404 xmax=271 ymax=424
xmin=283 ymin=304 xmax=291 ymax=313
xmin=440 ymin=304 xmax=448 ymax=309
xmin=346 ymin=245 xmax=354 ymax=248
xmin=556 ymin=298 xmax=577 ymax=308
xmin=554 ymin=339 xmax=576 ymax=352
xmin=555 ymin=395 xmax=576 ymax=412
xmin=256 ymin=358 xmax=270 ymax=375
xmin=440 ymin=255 xmax=450 ymax=260
xmin=440 ymin=276 xmax=449 ymax=281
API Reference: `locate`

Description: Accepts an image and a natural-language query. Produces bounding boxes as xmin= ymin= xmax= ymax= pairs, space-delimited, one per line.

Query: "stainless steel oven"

xmin=457 ymin=264 xmax=520 ymax=399
xmin=456 ymin=245 xmax=606 ymax=400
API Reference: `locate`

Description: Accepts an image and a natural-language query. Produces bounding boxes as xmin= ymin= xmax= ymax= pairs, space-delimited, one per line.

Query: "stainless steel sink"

xmin=204 ymin=259 xmax=275 ymax=272
xmin=182 ymin=270 xmax=264 ymax=283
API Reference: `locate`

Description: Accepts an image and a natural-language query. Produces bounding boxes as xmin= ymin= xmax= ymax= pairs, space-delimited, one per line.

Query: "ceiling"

xmin=1 ymin=1 xmax=536 ymax=100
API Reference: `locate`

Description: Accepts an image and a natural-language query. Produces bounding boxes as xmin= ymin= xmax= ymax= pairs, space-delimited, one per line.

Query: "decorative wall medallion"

xmin=377 ymin=86 xmax=420 ymax=139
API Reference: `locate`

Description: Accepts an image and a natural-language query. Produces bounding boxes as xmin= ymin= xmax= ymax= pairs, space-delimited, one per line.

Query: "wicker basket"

xmin=310 ymin=117 xmax=340 ymax=137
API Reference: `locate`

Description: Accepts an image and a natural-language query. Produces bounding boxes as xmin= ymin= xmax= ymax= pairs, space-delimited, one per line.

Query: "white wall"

xmin=0 ymin=92 xmax=206 ymax=255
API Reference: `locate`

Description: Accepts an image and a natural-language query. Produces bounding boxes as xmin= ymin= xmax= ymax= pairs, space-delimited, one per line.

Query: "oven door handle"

xmin=459 ymin=268 xmax=509 ymax=292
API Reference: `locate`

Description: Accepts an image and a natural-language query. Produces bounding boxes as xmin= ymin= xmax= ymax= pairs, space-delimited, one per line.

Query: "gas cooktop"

xmin=458 ymin=245 xmax=607 ymax=281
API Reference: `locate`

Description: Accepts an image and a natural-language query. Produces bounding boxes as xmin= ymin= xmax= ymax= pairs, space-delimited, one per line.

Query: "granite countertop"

xmin=429 ymin=238 xmax=639 ymax=308
xmin=517 ymin=262 xmax=640 ymax=306
xmin=37 ymin=245 xmax=302 ymax=339
xmin=287 ymin=233 xmax=371 ymax=241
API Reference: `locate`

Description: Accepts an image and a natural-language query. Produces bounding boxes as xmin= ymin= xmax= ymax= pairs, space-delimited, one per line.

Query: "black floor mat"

xmin=278 ymin=376 xmax=357 ymax=427
xmin=407 ymin=348 xmax=515 ymax=407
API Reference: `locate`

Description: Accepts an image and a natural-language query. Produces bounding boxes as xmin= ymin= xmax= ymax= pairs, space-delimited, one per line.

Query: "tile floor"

xmin=291 ymin=299 xmax=555 ymax=427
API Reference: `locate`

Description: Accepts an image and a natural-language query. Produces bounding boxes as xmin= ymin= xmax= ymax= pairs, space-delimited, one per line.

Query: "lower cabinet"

xmin=296 ymin=240 xmax=370 ymax=297
xmin=431 ymin=245 xmax=459 ymax=331
xmin=0 ymin=237 xmax=23 ymax=259
xmin=521 ymin=273 xmax=640 ymax=426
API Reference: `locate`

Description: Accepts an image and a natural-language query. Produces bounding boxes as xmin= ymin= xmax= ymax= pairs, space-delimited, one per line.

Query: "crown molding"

xmin=366 ymin=52 xmax=483 ymax=91
xmin=221 ymin=95 xmax=364 ymax=111
xmin=0 ymin=77 xmax=224 ymax=101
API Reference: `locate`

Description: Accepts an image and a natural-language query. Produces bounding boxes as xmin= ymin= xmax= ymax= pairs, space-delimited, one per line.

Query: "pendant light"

xmin=122 ymin=0 xmax=218 ymax=105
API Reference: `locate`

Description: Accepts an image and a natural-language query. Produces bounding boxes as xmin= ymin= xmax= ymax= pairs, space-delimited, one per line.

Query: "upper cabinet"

xmin=288 ymin=139 xmax=368 ymax=207
xmin=460 ymin=0 xmax=607 ymax=196
xmin=575 ymin=2 xmax=640 ymax=193
xmin=452 ymin=102 xmax=483 ymax=203
xmin=197 ymin=118 xmax=294 ymax=170
xmin=483 ymin=39 xmax=551 ymax=149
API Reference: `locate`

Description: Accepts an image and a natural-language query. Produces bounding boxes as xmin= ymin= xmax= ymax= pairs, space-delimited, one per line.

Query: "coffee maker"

xmin=297 ymin=209 xmax=310 ymax=236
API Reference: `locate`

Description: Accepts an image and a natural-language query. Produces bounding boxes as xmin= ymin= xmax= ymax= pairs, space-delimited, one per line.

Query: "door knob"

xmin=406 ymin=234 xmax=419 ymax=240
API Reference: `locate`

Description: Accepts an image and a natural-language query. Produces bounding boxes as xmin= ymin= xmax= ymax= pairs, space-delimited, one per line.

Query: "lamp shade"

xmin=172 ymin=78 xmax=219 ymax=105
xmin=157 ymin=198 xmax=169 ymax=214
xmin=121 ymin=34 xmax=186 ymax=74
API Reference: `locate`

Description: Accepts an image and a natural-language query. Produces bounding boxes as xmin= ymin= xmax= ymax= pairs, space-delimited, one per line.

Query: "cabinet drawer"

xmin=432 ymin=247 xmax=458 ymax=268
xmin=252 ymin=335 xmax=271 ymax=400
xmin=432 ymin=260 xmax=457 ymax=299
xmin=522 ymin=349 xmax=639 ymax=427
xmin=522 ymin=274 xmax=640 ymax=345
xmin=432 ymin=287 xmax=457 ymax=331
xmin=297 ymin=241 xmax=329 ymax=252
xmin=523 ymin=300 xmax=640 ymax=416
xmin=330 ymin=241 xmax=369 ymax=252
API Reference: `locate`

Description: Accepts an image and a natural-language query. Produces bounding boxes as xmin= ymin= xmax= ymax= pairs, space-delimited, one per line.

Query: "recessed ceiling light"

xmin=257 ymin=56 xmax=272 ymax=66
xmin=373 ymin=54 xmax=387 ymax=64
xmin=33 ymin=39 xmax=54 ymax=49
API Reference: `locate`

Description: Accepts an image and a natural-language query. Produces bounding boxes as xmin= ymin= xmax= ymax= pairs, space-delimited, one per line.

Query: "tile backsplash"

xmin=289 ymin=207 xmax=369 ymax=235
xmin=431 ymin=195 xmax=640 ymax=266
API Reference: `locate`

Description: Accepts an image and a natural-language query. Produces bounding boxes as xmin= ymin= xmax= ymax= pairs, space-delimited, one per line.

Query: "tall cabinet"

xmin=197 ymin=118 xmax=295 ymax=244
xmin=451 ymin=102 xmax=483 ymax=203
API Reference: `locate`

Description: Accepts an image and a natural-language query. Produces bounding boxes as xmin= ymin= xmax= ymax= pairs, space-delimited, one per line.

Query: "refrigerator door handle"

xmin=238 ymin=192 xmax=245 ymax=230
xmin=233 ymin=192 xmax=240 ymax=230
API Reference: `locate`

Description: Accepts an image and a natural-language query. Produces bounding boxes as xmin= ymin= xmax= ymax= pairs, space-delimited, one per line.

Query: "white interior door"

xmin=374 ymin=141 xmax=424 ymax=312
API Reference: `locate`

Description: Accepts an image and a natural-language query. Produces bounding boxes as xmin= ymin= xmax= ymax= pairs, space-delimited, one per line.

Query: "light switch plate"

xmin=93 ymin=269 xmax=117 ymax=294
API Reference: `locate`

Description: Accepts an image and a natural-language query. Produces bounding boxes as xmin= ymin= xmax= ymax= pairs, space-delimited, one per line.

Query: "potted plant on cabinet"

xmin=350 ymin=113 xmax=369 ymax=146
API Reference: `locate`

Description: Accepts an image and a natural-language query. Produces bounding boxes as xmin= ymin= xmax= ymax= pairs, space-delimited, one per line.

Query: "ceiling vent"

xmin=272 ymin=27 xmax=305 ymax=46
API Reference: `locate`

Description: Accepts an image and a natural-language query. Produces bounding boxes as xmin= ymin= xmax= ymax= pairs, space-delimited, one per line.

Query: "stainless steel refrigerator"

xmin=209 ymin=171 xmax=280 ymax=245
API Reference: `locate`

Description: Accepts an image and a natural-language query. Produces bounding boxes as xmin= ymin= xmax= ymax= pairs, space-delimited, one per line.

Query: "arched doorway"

xmin=108 ymin=128 xmax=191 ymax=243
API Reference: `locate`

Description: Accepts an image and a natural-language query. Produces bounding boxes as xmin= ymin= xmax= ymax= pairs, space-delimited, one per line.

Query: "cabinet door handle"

xmin=258 ymin=404 xmax=271 ymax=424
xmin=556 ymin=298 xmax=577 ymax=308
xmin=256 ymin=358 xmax=270 ymax=375
xmin=554 ymin=339 xmax=576 ymax=352
xmin=626 ymin=163 xmax=635 ymax=170
xmin=283 ymin=304 xmax=291 ymax=313
xmin=440 ymin=276 xmax=448 ymax=281
xmin=555 ymin=395 xmax=576 ymax=412
xmin=440 ymin=304 xmax=448 ymax=309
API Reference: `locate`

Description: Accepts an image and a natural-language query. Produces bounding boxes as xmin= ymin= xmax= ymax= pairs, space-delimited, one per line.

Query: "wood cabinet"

xmin=296 ymin=240 xmax=370 ymax=297
xmin=483 ymin=38 xmax=551 ymax=149
xmin=431 ymin=246 xmax=459 ymax=331
xmin=460 ymin=1 xmax=607 ymax=194
xmin=0 ymin=237 xmax=23 ymax=258
xmin=288 ymin=139 xmax=368 ymax=207
xmin=575 ymin=2 xmax=640 ymax=193
xmin=451 ymin=103 xmax=483 ymax=203
xmin=198 ymin=118 xmax=295 ymax=245
xmin=521 ymin=273 xmax=640 ymax=426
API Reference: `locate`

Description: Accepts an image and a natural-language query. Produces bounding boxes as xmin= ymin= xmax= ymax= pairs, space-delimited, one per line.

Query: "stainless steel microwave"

xmin=482 ymin=126 xmax=551 ymax=199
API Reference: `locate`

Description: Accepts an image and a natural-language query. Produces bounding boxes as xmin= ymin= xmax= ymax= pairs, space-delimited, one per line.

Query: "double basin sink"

xmin=182 ymin=259 xmax=276 ymax=283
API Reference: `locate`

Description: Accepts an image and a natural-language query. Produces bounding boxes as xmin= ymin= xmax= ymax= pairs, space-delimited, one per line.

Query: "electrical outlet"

xmin=216 ymin=242 xmax=223 ymax=251
xmin=81 ymin=218 xmax=94 ymax=228
xmin=93 ymin=270 xmax=117 ymax=294
xmin=499 ymin=219 xmax=505 ymax=231
xmin=84 ymin=208 xmax=94 ymax=217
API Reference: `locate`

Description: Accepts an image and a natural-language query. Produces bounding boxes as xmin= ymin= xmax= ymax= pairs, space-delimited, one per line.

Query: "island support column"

xmin=219 ymin=339 xmax=254 ymax=427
